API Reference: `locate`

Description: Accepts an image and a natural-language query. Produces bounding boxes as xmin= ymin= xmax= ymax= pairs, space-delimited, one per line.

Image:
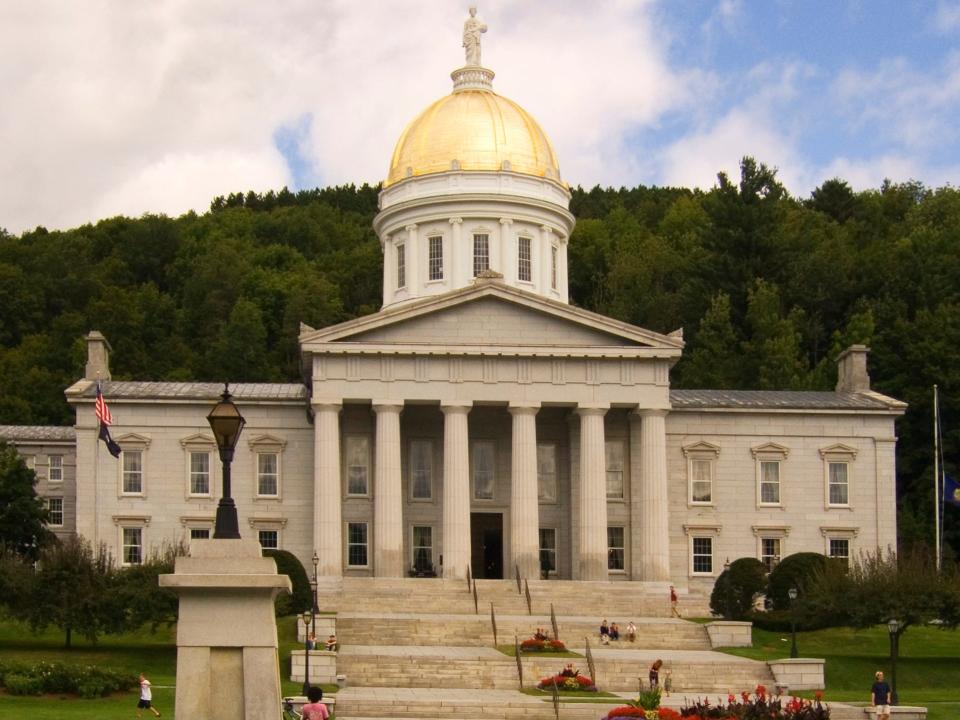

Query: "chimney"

xmin=84 ymin=331 xmax=112 ymax=381
xmin=836 ymin=344 xmax=870 ymax=392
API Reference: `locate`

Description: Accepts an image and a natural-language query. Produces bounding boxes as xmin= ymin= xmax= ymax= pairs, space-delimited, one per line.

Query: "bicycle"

xmin=282 ymin=698 xmax=302 ymax=720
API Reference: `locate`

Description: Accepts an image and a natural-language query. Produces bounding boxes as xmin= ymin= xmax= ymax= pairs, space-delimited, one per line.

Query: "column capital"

xmin=440 ymin=402 xmax=473 ymax=415
xmin=372 ymin=402 xmax=404 ymax=414
xmin=540 ymin=224 xmax=554 ymax=235
xmin=311 ymin=401 xmax=342 ymax=413
xmin=499 ymin=217 xmax=514 ymax=225
xmin=575 ymin=405 xmax=608 ymax=417
xmin=631 ymin=407 xmax=670 ymax=419
xmin=508 ymin=402 xmax=540 ymax=416
xmin=449 ymin=217 xmax=463 ymax=225
xmin=405 ymin=224 xmax=419 ymax=232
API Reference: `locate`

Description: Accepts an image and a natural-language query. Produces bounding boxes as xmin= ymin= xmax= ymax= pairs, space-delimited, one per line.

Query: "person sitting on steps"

xmin=599 ymin=618 xmax=610 ymax=644
xmin=626 ymin=621 xmax=637 ymax=642
xmin=609 ymin=622 xmax=620 ymax=641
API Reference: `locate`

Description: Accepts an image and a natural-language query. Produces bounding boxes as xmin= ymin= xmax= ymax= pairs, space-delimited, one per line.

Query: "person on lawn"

xmin=137 ymin=673 xmax=161 ymax=718
xmin=871 ymin=670 xmax=892 ymax=720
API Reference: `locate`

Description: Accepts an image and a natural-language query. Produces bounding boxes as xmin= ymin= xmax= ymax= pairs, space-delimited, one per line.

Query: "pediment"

xmin=115 ymin=432 xmax=151 ymax=447
xmin=819 ymin=443 xmax=858 ymax=459
xmin=180 ymin=433 xmax=215 ymax=448
xmin=682 ymin=441 xmax=721 ymax=458
xmin=247 ymin=433 xmax=287 ymax=450
xmin=750 ymin=442 xmax=790 ymax=458
xmin=300 ymin=282 xmax=683 ymax=354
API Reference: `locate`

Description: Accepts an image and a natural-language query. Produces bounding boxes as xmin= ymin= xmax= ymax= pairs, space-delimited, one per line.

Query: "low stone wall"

xmin=297 ymin=615 xmax=337 ymax=643
xmin=705 ymin=621 xmax=752 ymax=648
xmin=827 ymin=705 xmax=926 ymax=720
xmin=767 ymin=658 xmax=825 ymax=690
xmin=290 ymin=650 xmax=337 ymax=683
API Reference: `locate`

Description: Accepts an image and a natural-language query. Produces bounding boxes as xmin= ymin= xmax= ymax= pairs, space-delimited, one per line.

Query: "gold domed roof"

xmin=385 ymin=87 xmax=562 ymax=188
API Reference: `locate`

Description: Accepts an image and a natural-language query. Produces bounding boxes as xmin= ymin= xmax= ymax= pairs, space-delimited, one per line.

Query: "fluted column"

xmin=405 ymin=224 xmax=419 ymax=294
xmin=313 ymin=402 xmax=342 ymax=577
xmin=539 ymin=225 xmax=553 ymax=295
xmin=442 ymin=403 xmax=472 ymax=578
xmin=636 ymin=408 xmax=670 ymax=580
xmin=577 ymin=406 xmax=608 ymax=580
xmin=500 ymin=217 xmax=513 ymax=280
xmin=509 ymin=403 xmax=540 ymax=579
xmin=373 ymin=403 xmax=404 ymax=577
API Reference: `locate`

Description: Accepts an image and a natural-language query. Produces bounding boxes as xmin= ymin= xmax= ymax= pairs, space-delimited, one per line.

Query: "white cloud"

xmin=814 ymin=155 xmax=960 ymax=192
xmin=933 ymin=1 xmax=960 ymax=32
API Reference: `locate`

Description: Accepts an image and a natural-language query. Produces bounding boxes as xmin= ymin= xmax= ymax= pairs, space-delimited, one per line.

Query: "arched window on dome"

xmin=428 ymin=235 xmax=443 ymax=281
xmin=473 ymin=234 xmax=489 ymax=277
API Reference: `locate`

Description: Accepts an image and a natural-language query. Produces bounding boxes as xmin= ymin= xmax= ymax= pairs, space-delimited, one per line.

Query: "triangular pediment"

xmin=300 ymin=282 xmax=683 ymax=354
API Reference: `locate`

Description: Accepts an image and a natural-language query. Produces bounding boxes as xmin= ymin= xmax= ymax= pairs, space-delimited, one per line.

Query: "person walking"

xmin=871 ymin=670 xmax=892 ymax=720
xmin=136 ymin=673 xmax=161 ymax=718
xmin=670 ymin=585 xmax=681 ymax=617
xmin=301 ymin=685 xmax=330 ymax=720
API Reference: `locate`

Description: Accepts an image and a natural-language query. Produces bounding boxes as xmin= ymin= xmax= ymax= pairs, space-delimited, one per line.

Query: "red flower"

xmin=605 ymin=707 xmax=646 ymax=718
xmin=755 ymin=684 xmax=767 ymax=698
xmin=815 ymin=690 xmax=824 ymax=701
xmin=657 ymin=708 xmax=682 ymax=720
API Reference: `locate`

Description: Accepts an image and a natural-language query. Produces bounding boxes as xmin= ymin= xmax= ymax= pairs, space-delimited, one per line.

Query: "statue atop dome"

xmin=462 ymin=6 xmax=487 ymax=66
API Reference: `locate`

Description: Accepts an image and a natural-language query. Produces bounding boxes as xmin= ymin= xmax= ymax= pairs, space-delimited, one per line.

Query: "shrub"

xmin=0 ymin=660 xmax=136 ymax=698
xmin=520 ymin=637 xmax=567 ymax=652
xmin=767 ymin=552 xmax=830 ymax=610
xmin=4 ymin=672 xmax=44 ymax=696
xmin=710 ymin=557 xmax=767 ymax=619
xmin=265 ymin=549 xmax=312 ymax=615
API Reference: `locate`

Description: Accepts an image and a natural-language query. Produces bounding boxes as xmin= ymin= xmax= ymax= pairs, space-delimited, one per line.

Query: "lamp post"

xmin=310 ymin=550 xmax=319 ymax=645
xmin=887 ymin=618 xmax=900 ymax=705
xmin=302 ymin=610 xmax=314 ymax=695
xmin=207 ymin=384 xmax=246 ymax=539
xmin=788 ymin=587 xmax=799 ymax=658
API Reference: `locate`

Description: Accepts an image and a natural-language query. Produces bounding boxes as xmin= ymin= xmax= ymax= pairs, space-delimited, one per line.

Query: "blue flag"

xmin=945 ymin=474 xmax=960 ymax=507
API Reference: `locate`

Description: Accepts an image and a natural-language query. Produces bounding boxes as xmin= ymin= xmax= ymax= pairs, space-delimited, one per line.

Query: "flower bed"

xmin=602 ymin=687 xmax=830 ymax=720
xmin=537 ymin=672 xmax=596 ymax=692
xmin=521 ymin=637 xmax=567 ymax=652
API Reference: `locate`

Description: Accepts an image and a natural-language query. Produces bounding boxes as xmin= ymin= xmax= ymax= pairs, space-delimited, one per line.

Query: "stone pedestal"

xmin=159 ymin=539 xmax=291 ymax=720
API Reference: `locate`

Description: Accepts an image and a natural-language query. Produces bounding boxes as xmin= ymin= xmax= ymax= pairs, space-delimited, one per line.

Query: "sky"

xmin=2 ymin=0 xmax=959 ymax=234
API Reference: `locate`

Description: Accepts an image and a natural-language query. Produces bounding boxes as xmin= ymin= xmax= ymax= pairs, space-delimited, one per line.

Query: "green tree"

xmin=0 ymin=441 xmax=54 ymax=561
xmin=678 ymin=292 xmax=740 ymax=388
xmin=710 ymin=557 xmax=767 ymax=620
xmin=742 ymin=279 xmax=809 ymax=389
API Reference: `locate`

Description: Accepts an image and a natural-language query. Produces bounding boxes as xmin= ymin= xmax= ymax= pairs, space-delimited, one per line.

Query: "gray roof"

xmin=75 ymin=381 xmax=308 ymax=402
xmin=0 ymin=425 xmax=76 ymax=442
xmin=670 ymin=389 xmax=904 ymax=411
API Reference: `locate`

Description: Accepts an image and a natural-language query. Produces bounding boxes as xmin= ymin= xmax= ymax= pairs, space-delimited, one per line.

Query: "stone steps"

xmin=336 ymin=615 xmax=710 ymax=650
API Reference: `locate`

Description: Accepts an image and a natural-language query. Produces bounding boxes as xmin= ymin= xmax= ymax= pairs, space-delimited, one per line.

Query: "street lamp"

xmin=788 ymin=587 xmax=799 ymax=658
xmin=301 ymin=610 xmax=314 ymax=695
xmin=207 ymin=384 xmax=246 ymax=539
xmin=887 ymin=618 xmax=900 ymax=705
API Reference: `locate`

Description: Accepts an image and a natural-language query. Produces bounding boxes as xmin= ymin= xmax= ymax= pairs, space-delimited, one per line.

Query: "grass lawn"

xmin=717 ymin=623 xmax=960 ymax=720
xmin=0 ymin=615 xmax=334 ymax=718
xmin=497 ymin=643 xmax=582 ymax=657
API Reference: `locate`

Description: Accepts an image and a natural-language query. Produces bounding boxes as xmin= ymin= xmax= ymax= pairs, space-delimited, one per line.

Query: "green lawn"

xmin=0 ymin=615 xmax=334 ymax=718
xmin=717 ymin=624 xmax=960 ymax=720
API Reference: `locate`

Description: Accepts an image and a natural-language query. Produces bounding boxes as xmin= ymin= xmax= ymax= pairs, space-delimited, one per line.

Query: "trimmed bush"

xmin=264 ymin=549 xmax=312 ymax=616
xmin=767 ymin=552 xmax=829 ymax=610
xmin=710 ymin=557 xmax=767 ymax=620
xmin=0 ymin=660 xmax=136 ymax=698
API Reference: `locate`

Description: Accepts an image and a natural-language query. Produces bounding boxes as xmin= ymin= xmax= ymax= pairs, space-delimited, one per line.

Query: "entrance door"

xmin=470 ymin=512 xmax=503 ymax=579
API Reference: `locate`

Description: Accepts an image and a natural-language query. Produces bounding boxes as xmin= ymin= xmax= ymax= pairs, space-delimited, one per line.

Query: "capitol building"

xmin=5 ymin=13 xmax=905 ymax=598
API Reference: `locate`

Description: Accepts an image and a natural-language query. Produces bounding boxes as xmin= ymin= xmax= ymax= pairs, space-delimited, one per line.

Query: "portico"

xmin=300 ymin=279 xmax=683 ymax=582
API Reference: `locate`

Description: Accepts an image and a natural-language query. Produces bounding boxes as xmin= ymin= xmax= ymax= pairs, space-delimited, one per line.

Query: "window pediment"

xmin=751 ymin=525 xmax=791 ymax=537
xmin=682 ymin=440 xmax=721 ymax=458
xmin=115 ymin=433 xmax=151 ymax=448
xmin=247 ymin=434 xmax=287 ymax=451
xmin=180 ymin=433 xmax=215 ymax=448
xmin=819 ymin=526 xmax=859 ymax=537
xmin=819 ymin=443 xmax=858 ymax=460
xmin=683 ymin=523 xmax=721 ymax=536
xmin=751 ymin=442 xmax=789 ymax=459
xmin=112 ymin=514 xmax=151 ymax=526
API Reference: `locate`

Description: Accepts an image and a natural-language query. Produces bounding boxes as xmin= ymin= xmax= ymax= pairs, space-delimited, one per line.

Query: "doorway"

xmin=470 ymin=512 xmax=503 ymax=579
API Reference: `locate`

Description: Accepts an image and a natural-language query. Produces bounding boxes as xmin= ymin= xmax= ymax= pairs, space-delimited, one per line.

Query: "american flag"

xmin=95 ymin=380 xmax=113 ymax=426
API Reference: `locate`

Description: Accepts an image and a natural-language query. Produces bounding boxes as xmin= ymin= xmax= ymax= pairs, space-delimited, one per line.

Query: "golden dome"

xmin=385 ymin=87 xmax=562 ymax=188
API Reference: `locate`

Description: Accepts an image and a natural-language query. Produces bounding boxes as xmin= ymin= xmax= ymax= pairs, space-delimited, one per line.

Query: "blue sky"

xmin=2 ymin=1 xmax=959 ymax=233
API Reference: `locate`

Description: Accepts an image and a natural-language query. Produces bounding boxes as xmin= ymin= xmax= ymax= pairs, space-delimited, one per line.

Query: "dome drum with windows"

xmin=375 ymin=7 xmax=574 ymax=308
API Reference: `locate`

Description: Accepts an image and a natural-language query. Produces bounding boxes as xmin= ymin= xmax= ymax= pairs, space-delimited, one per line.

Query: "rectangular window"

xmin=518 ymin=236 xmax=532 ymax=282
xmin=258 ymin=530 xmax=279 ymax=550
xmin=607 ymin=526 xmax=625 ymax=571
xmin=410 ymin=440 xmax=433 ymax=500
xmin=122 ymin=451 xmax=143 ymax=494
xmin=473 ymin=233 xmax=489 ymax=276
xmin=551 ymin=245 xmax=558 ymax=290
xmin=692 ymin=537 xmax=713 ymax=574
xmin=828 ymin=462 xmax=849 ymax=505
xmin=690 ymin=458 xmax=713 ymax=504
xmin=189 ymin=452 xmax=210 ymax=495
xmin=412 ymin=525 xmax=433 ymax=572
xmin=537 ymin=443 xmax=557 ymax=502
xmin=760 ymin=460 xmax=780 ymax=504
xmin=472 ymin=440 xmax=495 ymax=500
xmin=605 ymin=440 xmax=624 ymax=499
xmin=760 ymin=537 xmax=781 ymax=572
xmin=48 ymin=455 xmax=63 ymax=483
xmin=348 ymin=522 xmax=368 ymax=567
xmin=257 ymin=452 xmax=279 ymax=496
xmin=190 ymin=528 xmax=210 ymax=540
xmin=346 ymin=436 xmax=370 ymax=496
xmin=48 ymin=497 xmax=63 ymax=526
xmin=829 ymin=538 xmax=850 ymax=561
xmin=428 ymin=235 xmax=443 ymax=281
xmin=122 ymin=528 xmax=142 ymax=565
xmin=540 ymin=528 xmax=557 ymax=574
xmin=397 ymin=243 xmax=406 ymax=288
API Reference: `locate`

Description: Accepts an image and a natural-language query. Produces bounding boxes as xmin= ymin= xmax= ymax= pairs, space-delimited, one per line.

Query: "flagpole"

xmin=934 ymin=384 xmax=941 ymax=572
xmin=94 ymin=375 xmax=101 ymax=549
